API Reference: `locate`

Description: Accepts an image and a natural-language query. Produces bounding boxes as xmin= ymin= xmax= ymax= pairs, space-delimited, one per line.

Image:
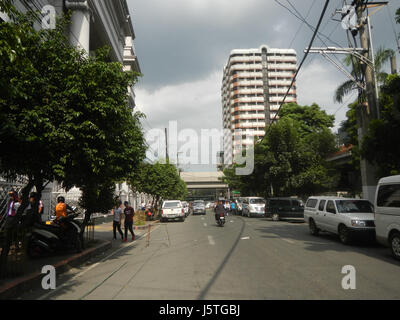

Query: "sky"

xmin=127 ymin=0 xmax=400 ymax=171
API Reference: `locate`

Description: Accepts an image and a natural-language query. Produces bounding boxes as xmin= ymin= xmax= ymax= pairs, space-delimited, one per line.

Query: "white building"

xmin=221 ymin=45 xmax=297 ymax=165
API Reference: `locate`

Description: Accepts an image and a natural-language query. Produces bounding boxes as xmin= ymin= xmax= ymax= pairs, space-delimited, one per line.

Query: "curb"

xmin=0 ymin=240 xmax=112 ymax=300
xmin=134 ymin=220 xmax=160 ymax=230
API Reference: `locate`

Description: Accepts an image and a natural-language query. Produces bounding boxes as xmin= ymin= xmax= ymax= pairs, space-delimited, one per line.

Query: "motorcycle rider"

xmin=55 ymin=196 xmax=75 ymax=221
xmin=214 ymin=200 xmax=225 ymax=224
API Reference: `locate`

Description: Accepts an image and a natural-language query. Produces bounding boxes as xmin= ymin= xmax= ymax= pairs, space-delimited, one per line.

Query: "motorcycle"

xmin=145 ymin=208 xmax=154 ymax=221
xmin=27 ymin=209 xmax=83 ymax=258
xmin=217 ymin=213 xmax=225 ymax=227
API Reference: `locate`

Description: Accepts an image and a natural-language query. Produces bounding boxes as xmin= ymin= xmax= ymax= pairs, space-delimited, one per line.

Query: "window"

xmin=326 ymin=201 xmax=336 ymax=214
xmin=377 ymin=184 xmax=400 ymax=207
xmin=249 ymin=198 xmax=265 ymax=204
xmin=318 ymin=200 xmax=326 ymax=211
xmin=163 ymin=202 xmax=181 ymax=208
xmin=335 ymin=200 xmax=374 ymax=213
xmin=306 ymin=199 xmax=318 ymax=208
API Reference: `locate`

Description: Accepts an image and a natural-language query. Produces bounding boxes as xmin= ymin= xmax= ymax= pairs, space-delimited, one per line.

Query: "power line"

xmin=288 ymin=0 xmax=317 ymax=48
xmin=267 ymin=0 xmax=331 ymax=132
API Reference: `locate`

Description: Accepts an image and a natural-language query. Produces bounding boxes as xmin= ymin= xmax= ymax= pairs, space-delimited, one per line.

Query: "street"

xmin=18 ymin=210 xmax=400 ymax=300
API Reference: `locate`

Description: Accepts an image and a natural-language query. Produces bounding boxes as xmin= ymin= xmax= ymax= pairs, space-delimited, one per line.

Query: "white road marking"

xmin=208 ymin=235 xmax=215 ymax=245
xmin=241 ymin=236 xmax=250 ymax=240
xmin=201 ymin=217 xmax=205 ymax=220
xmin=203 ymin=223 xmax=207 ymax=227
xmin=282 ymin=238 xmax=295 ymax=244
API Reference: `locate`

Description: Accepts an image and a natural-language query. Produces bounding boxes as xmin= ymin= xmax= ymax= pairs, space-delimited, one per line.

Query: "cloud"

xmin=297 ymin=58 xmax=358 ymax=131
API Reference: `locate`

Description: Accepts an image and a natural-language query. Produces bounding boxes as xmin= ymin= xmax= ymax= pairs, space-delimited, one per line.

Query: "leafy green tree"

xmin=130 ymin=161 xmax=187 ymax=211
xmin=222 ymin=103 xmax=338 ymax=199
xmin=0 ymin=6 xmax=146 ymax=234
xmin=334 ymin=48 xmax=394 ymax=103
xmin=361 ymin=74 xmax=400 ymax=176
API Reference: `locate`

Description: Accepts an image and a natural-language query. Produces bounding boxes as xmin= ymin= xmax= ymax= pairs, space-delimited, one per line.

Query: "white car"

xmin=242 ymin=197 xmax=265 ymax=217
xmin=304 ymin=196 xmax=375 ymax=244
xmin=374 ymin=175 xmax=400 ymax=260
xmin=161 ymin=200 xmax=185 ymax=222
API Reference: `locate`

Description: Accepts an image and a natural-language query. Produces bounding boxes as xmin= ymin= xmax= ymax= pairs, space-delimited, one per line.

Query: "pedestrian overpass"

xmin=180 ymin=172 xmax=229 ymax=201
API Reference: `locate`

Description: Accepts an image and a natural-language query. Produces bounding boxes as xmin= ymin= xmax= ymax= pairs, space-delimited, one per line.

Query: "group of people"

xmin=5 ymin=190 xmax=44 ymax=227
xmin=214 ymin=199 xmax=238 ymax=222
xmin=112 ymin=200 xmax=135 ymax=242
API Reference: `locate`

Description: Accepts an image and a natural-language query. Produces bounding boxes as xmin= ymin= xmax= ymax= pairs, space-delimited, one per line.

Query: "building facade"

xmin=221 ymin=45 xmax=297 ymax=166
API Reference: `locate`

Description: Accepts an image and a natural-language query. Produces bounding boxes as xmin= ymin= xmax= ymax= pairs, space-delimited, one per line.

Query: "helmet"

xmin=29 ymin=192 xmax=38 ymax=199
xmin=57 ymin=196 xmax=65 ymax=203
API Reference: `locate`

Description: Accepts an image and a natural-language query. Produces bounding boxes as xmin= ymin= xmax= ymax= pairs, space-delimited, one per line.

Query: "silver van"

xmin=374 ymin=175 xmax=400 ymax=260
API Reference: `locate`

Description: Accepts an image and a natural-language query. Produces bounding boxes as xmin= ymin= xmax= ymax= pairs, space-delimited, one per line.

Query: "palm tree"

xmin=334 ymin=47 xmax=395 ymax=103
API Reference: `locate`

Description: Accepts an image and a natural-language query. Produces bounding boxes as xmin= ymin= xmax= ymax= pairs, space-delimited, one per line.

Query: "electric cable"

xmin=267 ymin=0 xmax=331 ymax=132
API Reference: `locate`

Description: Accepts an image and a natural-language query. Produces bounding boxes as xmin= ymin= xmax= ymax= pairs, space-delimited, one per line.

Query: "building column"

xmin=65 ymin=0 xmax=91 ymax=53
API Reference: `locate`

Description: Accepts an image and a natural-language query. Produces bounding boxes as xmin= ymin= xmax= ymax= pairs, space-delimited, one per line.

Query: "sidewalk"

xmin=0 ymin=219 xmax=159 ymax=299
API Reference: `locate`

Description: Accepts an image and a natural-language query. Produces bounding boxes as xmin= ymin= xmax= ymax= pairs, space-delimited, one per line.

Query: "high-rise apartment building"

xmin=221 ymin=45 xmax=297 ymax=166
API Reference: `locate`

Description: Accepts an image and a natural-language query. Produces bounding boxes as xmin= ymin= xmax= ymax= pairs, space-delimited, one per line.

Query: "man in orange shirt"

xmin=55 ymin=196 xmax=75 ymax=220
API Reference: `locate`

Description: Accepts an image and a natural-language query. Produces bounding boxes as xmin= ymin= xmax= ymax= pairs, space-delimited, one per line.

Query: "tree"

xmin=0 ymin=6 xmax=146 ymax=235
xmin=130 ymin=161 xmax=187 ymax=211
xmin=361 ymin=74 xmax=400 ymax=176
xmin=334 ymin=48 xmax=394 ymax=104
xmin=222 ymin=103 xmax=338 ymax=199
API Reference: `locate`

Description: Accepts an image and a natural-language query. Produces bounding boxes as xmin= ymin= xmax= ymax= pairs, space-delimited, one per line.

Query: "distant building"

xmin=221 ymin=45 xmax=297 ymax=166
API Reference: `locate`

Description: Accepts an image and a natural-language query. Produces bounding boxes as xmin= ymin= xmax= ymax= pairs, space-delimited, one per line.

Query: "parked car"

xmin=192 ymin=200 xmax=206 ymax=215
xmin=242 ymin=197 xmax=265 ymax=217
xmin=161 ymin=200 xmax=185 ymax=222
xmin=304 ymin=196 xmax=375 ymax=244
xmin=265 ymin=197 xmax=304 ymax=221
xmin=374 ymin=175 xmax=400 ymax=260
xmin=181 ymin=201 xmax=189 ymax=217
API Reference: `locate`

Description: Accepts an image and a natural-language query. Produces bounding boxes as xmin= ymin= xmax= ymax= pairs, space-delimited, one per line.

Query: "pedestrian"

xmin=112 ymin=200 xmax=124 ymax=241
xmin=123 ymin=201 xmax=135 ymax=242
xmin=140 ymin=201 xmax=145 ymax=211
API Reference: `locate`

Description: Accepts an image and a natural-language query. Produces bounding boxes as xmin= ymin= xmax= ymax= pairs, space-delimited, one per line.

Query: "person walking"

xmin=123 ymin=201 xmax=135 ymax=242
xmin=112 ymin=200 xmax=124 ymax=241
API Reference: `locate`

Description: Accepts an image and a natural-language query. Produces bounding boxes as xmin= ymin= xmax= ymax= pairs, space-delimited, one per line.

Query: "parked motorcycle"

xmin=27 ymin=209 xmax=83 ymax=258
xmin=145 ymin=208 xmax=154 ymax=221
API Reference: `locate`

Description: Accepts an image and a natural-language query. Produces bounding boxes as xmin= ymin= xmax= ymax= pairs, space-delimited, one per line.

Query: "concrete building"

xmin=0 ymin=0 xmax=146 ymax=219
xmin=221 ymin=45 xmax=297 ymax=165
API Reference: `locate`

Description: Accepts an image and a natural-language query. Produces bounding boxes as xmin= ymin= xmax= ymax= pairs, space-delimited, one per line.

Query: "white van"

xmin=304 ymin=196 xmax=375 ymax=244
xmin=374 ymin=175 xmax=400 ymax=261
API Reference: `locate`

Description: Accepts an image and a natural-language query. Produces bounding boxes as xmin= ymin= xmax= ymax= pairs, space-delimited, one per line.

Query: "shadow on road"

xmin=252 ymin=222 xmax=400 ymax=267
xmin=197 ymin=217 xmax=246 ymax=300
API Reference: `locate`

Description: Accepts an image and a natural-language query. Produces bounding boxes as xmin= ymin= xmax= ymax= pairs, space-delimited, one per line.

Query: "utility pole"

xmin=307 ymin=1 xmax=388 ymax=202
xmin=355 ymin=0 xmax=381 ymax=203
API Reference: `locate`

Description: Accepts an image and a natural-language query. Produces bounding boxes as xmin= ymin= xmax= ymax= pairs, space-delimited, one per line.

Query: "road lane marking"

xmin=241 ymin=236 xmax=250 ymax=240
xmin=203 ymin=223 xmax=207 ymax=227
xmin=208 ymin=235 xmax=215 ymax=245
xmin=282 ymin=238 xmax=295 ymax=244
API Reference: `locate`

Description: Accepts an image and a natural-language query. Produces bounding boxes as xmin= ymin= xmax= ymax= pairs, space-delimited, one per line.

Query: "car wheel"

xmin=309 ymin=219 xmax=319 ymax=236
xmin=272 ymin=213 xmax=279 ymax=221
xmin=339 ymin=225 xmax=351 ymax=245
xmin=390 ymin=232 xmax=400 ymax=261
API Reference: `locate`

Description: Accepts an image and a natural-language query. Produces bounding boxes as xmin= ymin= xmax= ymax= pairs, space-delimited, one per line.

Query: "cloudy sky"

xmin=127 ymin=0 xmax=400 ymax=171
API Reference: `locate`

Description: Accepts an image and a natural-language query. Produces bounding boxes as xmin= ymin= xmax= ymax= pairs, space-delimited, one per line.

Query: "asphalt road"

xmin=18 ymin=210 xmax=400 ymax=300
